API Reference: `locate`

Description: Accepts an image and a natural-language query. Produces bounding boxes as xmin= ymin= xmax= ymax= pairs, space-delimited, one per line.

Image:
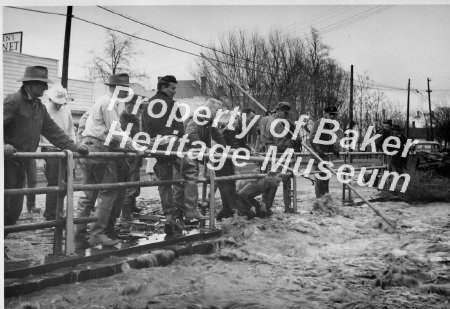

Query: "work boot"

xmin=216 ymin=209 xmax=233 ymax=221
xmin=236 ymin=208 xmax=256 ymax=220
xmin=185 ymin=209 xmax=207 ymax=221
xmin=315 ymin=179 xmax=328 ymax=198
xmin=164 ymin=214 xmax=175 ymax=235
xmin=89 ymin=233 xmax=120 ymax=246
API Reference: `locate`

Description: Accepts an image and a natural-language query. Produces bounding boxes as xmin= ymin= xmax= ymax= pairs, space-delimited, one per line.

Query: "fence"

xmin=4 ymin=149 xmax=389 ymax=256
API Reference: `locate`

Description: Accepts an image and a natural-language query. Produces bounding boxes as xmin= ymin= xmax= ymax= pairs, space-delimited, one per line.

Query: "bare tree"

xmin=87 ymin=30 xmax=149 ymax=85
xmin=192 ymin=27 xmax=348 ymax=124
xmin=432 ymin=100 xmax=450 ymax=148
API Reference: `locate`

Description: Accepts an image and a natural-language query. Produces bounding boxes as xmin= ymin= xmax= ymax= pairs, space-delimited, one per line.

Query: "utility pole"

xmin=426 ymin=78 xmax=434 ymax=141
xmin=349 ymin=65 xmax=354 ymax=163
xmin=349 ymin=65 xmax=354 ymax=130
xmin=406 ymin=79 xmax=410 ymax=138
xmin=61 ymin=6 xmax=73 ymax=89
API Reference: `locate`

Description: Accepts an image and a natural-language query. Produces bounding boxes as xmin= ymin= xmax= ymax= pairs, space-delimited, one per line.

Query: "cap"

xmin=276 ymin=101 xmax=291 ymax=111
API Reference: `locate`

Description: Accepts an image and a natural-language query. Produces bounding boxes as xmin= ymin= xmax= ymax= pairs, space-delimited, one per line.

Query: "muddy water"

xmin=7 ymin=195 xmax=450 ymax=309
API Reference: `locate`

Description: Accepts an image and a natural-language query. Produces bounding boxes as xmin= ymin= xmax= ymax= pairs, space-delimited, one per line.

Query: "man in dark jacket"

xmin=142 ymin=75 xmax=205 ymax=236
xmin=3 ymin=66 xmax=88 ymax=230
xmin=390 ymin=125 xmax=407 ymax=173
xmin=375 ymin=119 xmax=393 ymax=152
xmin=309 ymin=106 xmax=340 ymax=198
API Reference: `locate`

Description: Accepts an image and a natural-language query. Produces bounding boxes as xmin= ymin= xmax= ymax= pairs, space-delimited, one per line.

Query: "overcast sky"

xmin=3 ymin=3 xmax=450 ymax=113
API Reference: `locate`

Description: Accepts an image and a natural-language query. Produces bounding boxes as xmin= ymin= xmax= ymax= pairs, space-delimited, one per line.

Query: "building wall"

xmin=3 ymin=51 xmax=58 ymax=96
xmin=174 ymin=80 xmax=202 ymax=99
xmin=3 ymin=51 xmax=94 ymax=123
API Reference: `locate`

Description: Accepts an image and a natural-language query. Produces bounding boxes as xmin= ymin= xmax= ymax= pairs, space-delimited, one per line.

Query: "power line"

xmin=7 ymin=6 xmax=271 ymax=74
xmin=284 ymin=6 xmax=351 ymax=35
xmin=283 ymin=6 xmax=340 ymax=33
xmin=286 ymin=6 xmax=360 ymax=37
xmin=97 ymin=5 xmax=274 ymax=71
xmin=286 ymin=5 xmax=392 ymax=47
xmin=321 ymin=6 xmax=393 ymax=36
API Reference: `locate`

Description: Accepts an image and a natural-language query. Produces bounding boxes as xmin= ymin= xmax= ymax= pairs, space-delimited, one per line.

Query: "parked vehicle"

xmin=412 ymin=141 xmax=441 ymax=154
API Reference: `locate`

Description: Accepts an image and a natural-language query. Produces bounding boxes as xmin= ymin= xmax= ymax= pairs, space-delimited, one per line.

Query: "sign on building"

xmin=3 ymin=32 xmax=23 ymax=53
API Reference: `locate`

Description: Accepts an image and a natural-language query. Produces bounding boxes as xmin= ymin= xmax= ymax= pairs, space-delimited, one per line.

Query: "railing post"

xmin=292 ymin=153 xmax=298 ymax=213
xmin=342 ymin=152 xmax=347 ymax=202
xmin=200 ymin=157 xmax=208 ymax=229
xmin=209 ymin=160 xmax=216 ymax=230
xmin=53 ymin=153 xmax=66 ymax=255
xmin=64 ymin=150 xmax=75 ymax=256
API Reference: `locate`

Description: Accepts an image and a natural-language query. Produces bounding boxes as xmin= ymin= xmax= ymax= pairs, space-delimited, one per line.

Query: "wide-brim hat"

xmin=382 ymin=119 xmax=393 ymax=126
xmin=17 ymin=66 xmax=53 ymax=83
xmin=104 ymin=73 xmax=131 ymax=86
xmin=46 ymin=85 xmax=68 ymax=104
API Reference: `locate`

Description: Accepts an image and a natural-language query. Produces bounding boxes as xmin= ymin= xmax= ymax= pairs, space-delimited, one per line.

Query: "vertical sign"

xmin=3 ymin=32 xmax=23 ymax=53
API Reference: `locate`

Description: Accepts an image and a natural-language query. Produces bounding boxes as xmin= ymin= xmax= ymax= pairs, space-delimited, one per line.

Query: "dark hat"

xmin=276 ymin=101 xmax=291 ymax=111
xmin=392 ymin=124 xmax=401 ymax=131
xmin=382 ymin=119 xmax=393 ymax=126
xmin=324 ymin=106 xmax=338 ymax=114
xmin=104 ymin=73 xmax=131 ymax=86
xmin=17 ymin=66 xmax=53 ymax=83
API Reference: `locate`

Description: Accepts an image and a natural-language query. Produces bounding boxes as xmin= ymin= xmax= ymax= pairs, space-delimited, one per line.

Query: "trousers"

xmin=42 ymin=147 xmax=66 ymax=219
xmin=75 ymin=137 xmax=118 ymax=240
xmin=105 ymin=158 xmax=131 ymax=235
xmin=155 ymin=140 xmax=198 ymax=217
xmin=214 ymin=160 xmax=246 ymax=215
xmin=4 ymin=159 xmax=26 ymax=233
xmin=238 ymin=174 xmax=279 ymax=211
xmin=25 ymin=159 xmax=37 ymax=209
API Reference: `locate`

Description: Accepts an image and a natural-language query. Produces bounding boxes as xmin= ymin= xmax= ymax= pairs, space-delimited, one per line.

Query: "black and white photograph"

xmin=2 ymin=1 xmax=450 ymax=308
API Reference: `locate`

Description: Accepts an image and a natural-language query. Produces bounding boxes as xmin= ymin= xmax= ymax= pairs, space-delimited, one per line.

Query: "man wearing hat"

xmin=390 ymin=124 xmax=407 ymax=173
xmin=376 ymin=119 xmax=393 ymax=152
xmin=40 ymin=84 xmax=76 ymax=221
xmin=143 ymin=75 xmax=206 ymax=237
xmin=257 ymin=101 xmax=295 ymax=214
xmin=3 ymin=66 xmax=89 ymax=231
xmin=309 ymin=106 xmax=341 ymax=198
xmin=105 ymin=84 xmax=145 ymax=237
xmin=75 ymin=73 xmax=145 ymax=248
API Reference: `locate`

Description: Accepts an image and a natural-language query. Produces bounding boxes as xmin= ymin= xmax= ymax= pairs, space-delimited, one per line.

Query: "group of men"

xmin=4 ymin=66 xmax=344 ymax=251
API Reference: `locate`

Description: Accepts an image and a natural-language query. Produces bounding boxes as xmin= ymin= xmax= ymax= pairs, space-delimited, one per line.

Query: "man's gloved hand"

xmin=75 ymin=144 xmax=89 ymax=155
xmin=333 ymin=150 xmax=340 ymax=158
xmin=4 ymin=144 xmax=16 ymax=158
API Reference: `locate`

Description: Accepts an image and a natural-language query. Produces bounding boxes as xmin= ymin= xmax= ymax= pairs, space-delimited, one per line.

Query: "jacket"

xmin=143 ymin=91 xmax=185 ymax=138
xmin=185 ymin=117 xmax=225 ymax=149
xmin=259 ymin=115 xmax=293 ymax=152
xmin=4 ymin=87 xmax=77 ymax=153
xmin=309 ymin=118 xmax=339 ymax=157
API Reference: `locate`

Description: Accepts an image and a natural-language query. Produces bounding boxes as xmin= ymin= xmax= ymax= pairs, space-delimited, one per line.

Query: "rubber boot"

xmin=164 ymin=214 xmax=175 ymax=235
xmin=315 ymin=179 xmax=327 ymax=198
